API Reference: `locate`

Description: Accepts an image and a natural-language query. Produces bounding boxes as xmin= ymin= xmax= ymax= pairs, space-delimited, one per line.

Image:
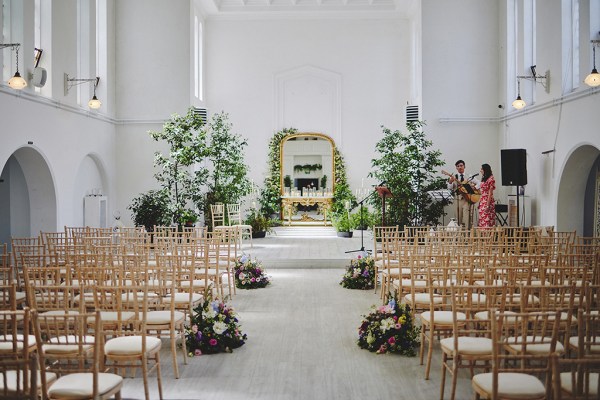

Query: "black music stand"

xmin=346 ymin=188 xmax=379 ymax=254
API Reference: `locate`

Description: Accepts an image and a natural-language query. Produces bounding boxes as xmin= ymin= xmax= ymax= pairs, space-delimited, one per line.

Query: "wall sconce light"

xmin=512 ymin=65 xmax=550 ymax=109
xmin=64 ymin=73 xmax=102 ymax=109
xmin=584 ymin=39 xmax=600 ymax=87
xmin=0 ymin=43 xmax=28 ymax=90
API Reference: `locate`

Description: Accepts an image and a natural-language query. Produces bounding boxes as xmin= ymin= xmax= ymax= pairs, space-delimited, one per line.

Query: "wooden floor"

xmin=120 ymin=264 xmax=474 ymax=399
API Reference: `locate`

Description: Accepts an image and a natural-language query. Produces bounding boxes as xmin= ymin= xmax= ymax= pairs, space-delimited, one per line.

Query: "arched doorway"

xmin=556 ymin=144 xmax=600 ymax=235
xmin=0 ymin=147 xmax=57 ymax=245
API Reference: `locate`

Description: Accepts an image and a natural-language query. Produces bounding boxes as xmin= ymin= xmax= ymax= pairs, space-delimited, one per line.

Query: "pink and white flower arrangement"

xmin=340 ymin=252 xmax=375 ymax=290
xmin=234 ymin=254 xmax=270 ymax=289
xmin=357 ymin=296 xmax=420 ymax=355
xmin=186 ymin=290 xmax=247 ymax=355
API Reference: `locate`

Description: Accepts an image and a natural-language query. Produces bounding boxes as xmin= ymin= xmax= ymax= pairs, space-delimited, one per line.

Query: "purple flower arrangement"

xmin=340 ymin=252 xmax=375 ymax=290
xmin=186 ymin=291 xmax=247 ymax=355
xmin=357 ymin=297 xmax=420 ymax=355
xmin=234 ymin=254 xmax=270 ymax=289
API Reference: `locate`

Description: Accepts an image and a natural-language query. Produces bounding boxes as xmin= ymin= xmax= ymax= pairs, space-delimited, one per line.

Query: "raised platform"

xmin=243 ymin=226 xmax=370 ymax=269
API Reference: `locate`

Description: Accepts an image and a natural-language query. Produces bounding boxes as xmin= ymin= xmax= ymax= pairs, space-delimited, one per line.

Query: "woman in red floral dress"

xmin=478 ymin=163 xmax=496 ymax=228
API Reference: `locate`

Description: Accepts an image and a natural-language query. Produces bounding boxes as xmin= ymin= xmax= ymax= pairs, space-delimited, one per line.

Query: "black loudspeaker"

xmin=501 ymin=149 xmax=527 ymax=186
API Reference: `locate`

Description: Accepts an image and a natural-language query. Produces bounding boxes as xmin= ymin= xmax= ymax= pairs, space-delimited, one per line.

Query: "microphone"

xmin=468 ymin=173 xmax=479 ymax=180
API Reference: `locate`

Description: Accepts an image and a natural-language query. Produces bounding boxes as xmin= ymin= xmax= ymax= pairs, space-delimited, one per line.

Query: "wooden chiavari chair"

xmin=440 ymin=285 xmax=502 ymax=400
xmin=472 ymin=310 xmax=560 ymax=400
xmin=34 ymin=310 xmax=124 ymax=400
xmin=103 ymin=286 xmax=162 ymax=400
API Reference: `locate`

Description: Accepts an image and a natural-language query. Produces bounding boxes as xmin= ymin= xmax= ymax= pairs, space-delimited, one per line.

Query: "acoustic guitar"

xmin=441 ymin=170 xmax=482 ymax=204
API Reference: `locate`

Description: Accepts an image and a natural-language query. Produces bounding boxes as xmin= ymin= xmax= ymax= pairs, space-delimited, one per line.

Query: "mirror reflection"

xmin=280 ymin=133 xmax=334 ymax=196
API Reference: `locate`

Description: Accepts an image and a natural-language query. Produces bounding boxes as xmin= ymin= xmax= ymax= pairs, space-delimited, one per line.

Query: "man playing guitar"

xmin=443 ymin=160 xmax=480 ymax=229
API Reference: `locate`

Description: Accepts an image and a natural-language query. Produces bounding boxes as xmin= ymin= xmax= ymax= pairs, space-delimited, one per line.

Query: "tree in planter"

xmin=148 ymin=108 xmax=209 ymax=223
xmin=202 ymin=112 xmax=251 ymax=229
xmin=332 ymin=208 xmax=357 ymax=237
xmin=369 ymin=121 xmax=446 ymax=228
xmin=244 ymin=209 xmax=274 ymax=238
xmin=283 ymin=175 xmax=292 ymax=188
xmin=128 ymin=189 xmax=171 ymax=232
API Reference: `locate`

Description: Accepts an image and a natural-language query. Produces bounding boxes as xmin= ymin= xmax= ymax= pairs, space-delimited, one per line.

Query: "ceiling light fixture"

xmin=0 ymin=43 xmax=28 ymax=90
xmin=584 ymin=39 xmax=600 ymax=87
xmin=64 ymin=73 xmax=102 ymax=109
xmin=512 ymin=65 xmax=550 ymax=109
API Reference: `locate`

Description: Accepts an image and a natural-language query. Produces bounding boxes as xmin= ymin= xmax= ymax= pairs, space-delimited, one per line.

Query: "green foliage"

xmin=148 ymin=108 xmax=209 ymax=222
xmin=332 ymin=148 xmax=356 ymax=214
xmin=260 ymin=128 xmax=297 ymax=216
xmin=350 ymin=207 xmax=376 ymax=230
xmin=320 ymin=175 xmax=328 ymax=189
xmin=202 ymin=112 xmax=252 ymax=229
xmin=178 ymin=209 xmax=198 ymax=224
xmin=332 ymin=210 xmax=356 ymax=232
xmin=369 ymin=121 xmax=446 ymax=228
xmin=127 ymin=189 xmax=172 ymax=232
xmin=293 ymin=163 xmax=322 ymax=173
xmin=244 ymin=210 xmax=274 ymax=233
xmin=283 ymin=175 xmax=292 ymax=188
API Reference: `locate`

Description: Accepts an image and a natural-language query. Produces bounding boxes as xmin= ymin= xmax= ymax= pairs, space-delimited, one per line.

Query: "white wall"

xmin=204 ymin=17 xmax=412 ymax=193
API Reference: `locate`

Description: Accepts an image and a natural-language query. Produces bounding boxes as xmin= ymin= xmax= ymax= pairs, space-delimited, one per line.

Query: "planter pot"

xmin=336 ymin=231 xmax=353 ymax=238
xmin=252 ymin=231 xmax=267 ymax=239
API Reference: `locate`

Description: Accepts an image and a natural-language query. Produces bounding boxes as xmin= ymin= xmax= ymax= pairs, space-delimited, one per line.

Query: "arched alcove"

xmin=73 ymin=154 xmax=109 ymax=226
xmin=0 ymin=147 xmax=57 ymax=244
xmin=556 ymin=144 xmax=600 ymax=234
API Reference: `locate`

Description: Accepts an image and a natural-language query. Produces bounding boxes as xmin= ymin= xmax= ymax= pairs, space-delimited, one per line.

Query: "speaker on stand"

xmin=501 ymin=149 xmax=527 ymax=227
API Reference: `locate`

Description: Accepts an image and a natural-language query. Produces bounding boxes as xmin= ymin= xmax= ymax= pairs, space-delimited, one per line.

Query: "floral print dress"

xmin=478 ymin=175 xmax=496 ymax=227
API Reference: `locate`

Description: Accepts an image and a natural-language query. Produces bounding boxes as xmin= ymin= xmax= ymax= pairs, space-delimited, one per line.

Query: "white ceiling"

xmin=196 ymin=0 xmax=419 ymax=18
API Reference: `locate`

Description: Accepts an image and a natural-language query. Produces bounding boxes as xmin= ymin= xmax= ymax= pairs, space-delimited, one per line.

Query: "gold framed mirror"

xmin=279 ymin=132 xmax=335 ymax=196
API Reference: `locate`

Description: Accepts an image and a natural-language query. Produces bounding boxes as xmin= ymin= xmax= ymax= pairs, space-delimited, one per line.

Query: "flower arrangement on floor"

xmin=234 ymin=254 xmax=270 ymax=289
xmin=357 ymin=297 xmax=420 ymax=355
xmin=186 ymin=290 xmax=247 ymax=355
xmin=340 ymin=252 xmax=375 ymax=290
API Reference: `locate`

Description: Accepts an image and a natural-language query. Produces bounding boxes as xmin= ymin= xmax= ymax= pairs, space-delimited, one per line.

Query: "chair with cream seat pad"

xmin=372 ymin=225 xmax=400 ymax=295
xmin=415 ymin=255 xmax=463 ymax=380
xmin=103 ymin=285 xmax=162 ymax=400
xmin=33 ymin=310 xmax=123 ymax=400
xmin=472 ymin=309 xmax=561 ymax=400
xmin=440 ymin=285 xmax=502 ymax=400
xmin=0 ymin=307 xmax=54 ymax=399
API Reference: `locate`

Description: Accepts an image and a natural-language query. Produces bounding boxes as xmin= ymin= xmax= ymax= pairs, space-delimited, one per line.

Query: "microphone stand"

xmin=345 ymin=187 xmax=380 ymax=254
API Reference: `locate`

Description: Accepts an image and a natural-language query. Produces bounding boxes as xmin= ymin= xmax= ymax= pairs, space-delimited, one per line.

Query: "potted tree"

xmin=178 ymin=209 xmax=198 ymax=227
xmin=283 ymin=175 xmax=292 ymax=189
xmin=128 ymin=189 xmax=172 ymax=232
xmin=332 ymin=210 xmax=356 ymax=238
xmin=244 ymin=211 xmax=273 ymax=238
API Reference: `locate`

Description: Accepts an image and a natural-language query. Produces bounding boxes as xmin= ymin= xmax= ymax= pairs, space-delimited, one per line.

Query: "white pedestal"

xmin=84 ymin=196 xmax=107 ymax=228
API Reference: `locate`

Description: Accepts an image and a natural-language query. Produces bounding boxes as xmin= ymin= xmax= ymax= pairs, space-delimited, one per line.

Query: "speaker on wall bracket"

xmin=501 ymin=149 xmax=527 ymax=186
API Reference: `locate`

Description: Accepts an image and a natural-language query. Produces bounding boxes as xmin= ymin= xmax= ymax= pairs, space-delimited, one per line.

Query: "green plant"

xmin=332 ymin=210 xmax=356 ymax=232
xmin=283 ymin=175 xmax=292 ymax=188
xmin=178 ymin=209 xmax=198 ymax=225
xmin=332 ymin=149 xmax=356 ymax=214
xmin=350 ymin=207 xmax=375 ymax=230
xmin=128 ymin=189 xmax=172 ymax=232
xmin=320 ymin=175 xmax=328 ymax=189
xmin=244 ymin=210 xmax=274 ymax=233
xmin=293 ymin=164 xmax=322 ymax=173
xmin=369 ymin=121 xmax=446 ymax=228
xmin=149 ymin=108 xmax=209 ymax=223
xmin=202 ymin=112 xmax=251 ymax=229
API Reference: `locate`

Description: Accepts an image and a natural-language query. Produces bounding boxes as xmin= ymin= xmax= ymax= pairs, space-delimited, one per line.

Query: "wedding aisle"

xmin=120 ymin=269 xmax=473 ymax=399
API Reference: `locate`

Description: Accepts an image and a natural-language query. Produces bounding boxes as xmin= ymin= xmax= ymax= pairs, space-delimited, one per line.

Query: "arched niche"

xmin=0 ymin=147 xmax=57 ymax=244
xmin=556 ymin=144 xmax=600 ymax=234
xmin=73 ymin=154 xmax=109 ymax=226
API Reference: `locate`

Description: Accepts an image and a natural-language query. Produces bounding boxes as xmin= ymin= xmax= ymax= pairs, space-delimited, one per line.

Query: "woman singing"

xmin=478 ymin=164 xmax=496 ymax=228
